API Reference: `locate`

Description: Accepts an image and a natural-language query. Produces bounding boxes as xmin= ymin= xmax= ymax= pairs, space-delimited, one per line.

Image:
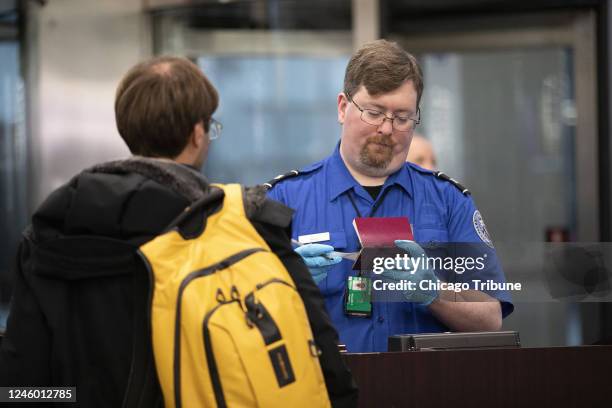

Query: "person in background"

xmin=0 ymin=56 xmax=357 ymax=407
xmin=406 ymin=133 xmax=437 ymax=170
xmin=266 ymin=40 xmax=513 ymax=353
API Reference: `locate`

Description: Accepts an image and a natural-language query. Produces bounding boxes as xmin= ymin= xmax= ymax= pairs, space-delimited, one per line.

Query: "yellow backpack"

xmin=138 ymin=184 xmax=331 ymax=408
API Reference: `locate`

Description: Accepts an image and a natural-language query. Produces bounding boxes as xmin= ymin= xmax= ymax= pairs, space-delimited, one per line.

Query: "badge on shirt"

xmin=298 ymin=232 xmax=330 ymax=244
xmin=344 ymin=276 xmax=372 ymax=317
xmin=473 ymin=210 xmax=493 ymax=248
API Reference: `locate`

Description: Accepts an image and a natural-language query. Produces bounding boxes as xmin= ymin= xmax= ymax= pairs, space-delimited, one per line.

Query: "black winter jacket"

xmin=0 ymin=158 xmax=357 ymax=407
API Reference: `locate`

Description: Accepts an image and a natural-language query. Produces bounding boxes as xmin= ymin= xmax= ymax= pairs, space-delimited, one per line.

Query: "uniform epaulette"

xmin=262 ymin=162 xmax=323 ymax=190
xmin=262 ymin=170 xmax=300 ymax=190
xmin=433 ymin=171 xmax=470 ymax=195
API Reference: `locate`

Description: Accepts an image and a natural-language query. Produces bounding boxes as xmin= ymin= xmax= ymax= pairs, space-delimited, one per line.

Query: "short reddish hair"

xmin=344 ymin=39 xmax=423 ymax=106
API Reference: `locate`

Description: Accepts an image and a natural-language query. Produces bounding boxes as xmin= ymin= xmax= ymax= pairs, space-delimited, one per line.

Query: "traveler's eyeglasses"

xmin=346 ymin=93 xmax=420 ymax=132
xmin=208 ymin=118 xmax=223 ymax=140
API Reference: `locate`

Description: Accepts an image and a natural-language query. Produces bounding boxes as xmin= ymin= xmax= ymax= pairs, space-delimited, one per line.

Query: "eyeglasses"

xmin=346 ymin=94 xmax=420 ymax=132
xmin=208 ymin=118 xmax=223 ymax=140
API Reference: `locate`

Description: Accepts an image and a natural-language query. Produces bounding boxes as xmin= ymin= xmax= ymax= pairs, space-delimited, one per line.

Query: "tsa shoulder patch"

xmin=473 ymin=210 xmax=493 ymax=248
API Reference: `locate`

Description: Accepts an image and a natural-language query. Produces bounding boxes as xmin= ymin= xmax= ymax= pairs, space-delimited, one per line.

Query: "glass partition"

xmin=390 ymin=11 xmax=599 ymax=347
xmin=152 ymin=1 xmax=352 ymax=185
xmin=416 ymin=47 xmax=579 ymax=347
xmin=199 ymin=55 xmax=348 ymax=185
xmin=418 ymin=48 xmax=576 ymax=243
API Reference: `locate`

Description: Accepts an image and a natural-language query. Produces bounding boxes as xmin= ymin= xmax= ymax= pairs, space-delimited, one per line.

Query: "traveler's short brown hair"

xmin=344 ymin=39 xmax=423 ymax=106
xmin=115 ymin=56 xmax=219 ymax=158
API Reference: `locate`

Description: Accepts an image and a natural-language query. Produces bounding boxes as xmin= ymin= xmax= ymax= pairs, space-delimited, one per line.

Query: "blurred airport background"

xmin=1 ymin=0 xmax=611 ymax=347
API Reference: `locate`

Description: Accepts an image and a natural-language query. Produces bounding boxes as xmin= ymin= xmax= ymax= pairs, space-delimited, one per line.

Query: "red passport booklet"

xmin=351 ymin=217 xmax=414 ymax=270
xmin=353 ymin=217 xmax=414 ymax=247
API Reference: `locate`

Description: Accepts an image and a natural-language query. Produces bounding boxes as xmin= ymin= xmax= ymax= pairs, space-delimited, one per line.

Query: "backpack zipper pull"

xmin=215 ymin=288 xmax=226 ymax=303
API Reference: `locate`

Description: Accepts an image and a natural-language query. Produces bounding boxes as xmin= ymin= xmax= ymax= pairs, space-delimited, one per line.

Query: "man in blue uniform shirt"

xmin=267 ymin=40 xmax=513 ymax=352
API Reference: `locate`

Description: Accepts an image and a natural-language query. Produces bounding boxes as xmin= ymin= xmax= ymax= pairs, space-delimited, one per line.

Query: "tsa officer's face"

xmin=337 ymin=81 xmax=418 ymax=179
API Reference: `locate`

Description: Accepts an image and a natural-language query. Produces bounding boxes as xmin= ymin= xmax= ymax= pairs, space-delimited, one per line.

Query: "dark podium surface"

xmin=344 ymin=346 xmax=612 ymax=408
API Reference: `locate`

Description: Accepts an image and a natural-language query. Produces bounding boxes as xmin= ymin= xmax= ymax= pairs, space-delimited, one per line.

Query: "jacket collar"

xmin=90 ymin=157 xmax=210 ymax=202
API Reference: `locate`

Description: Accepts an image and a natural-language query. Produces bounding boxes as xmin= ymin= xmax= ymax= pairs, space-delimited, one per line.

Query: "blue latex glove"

xmin=379 ymin=240 xmax=439 ymax=306
xmin=295 ymin=243 xmax=342 ymax=284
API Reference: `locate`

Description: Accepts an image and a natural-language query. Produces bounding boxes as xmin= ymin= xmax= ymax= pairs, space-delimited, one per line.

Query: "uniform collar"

xmin=384 ymin=161 xmax=413 ymax=198
xmin=328 ymin=143 xmax=358 ymax=201
xmin=327 ymin=142 xmax=413 ymax=201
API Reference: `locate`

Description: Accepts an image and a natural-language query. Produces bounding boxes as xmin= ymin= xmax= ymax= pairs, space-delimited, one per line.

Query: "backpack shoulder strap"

xmin=213 ymin=183 xmax=247 ymax=219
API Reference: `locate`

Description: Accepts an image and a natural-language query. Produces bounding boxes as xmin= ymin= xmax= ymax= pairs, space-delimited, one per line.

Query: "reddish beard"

xmin=359 ymin=135 xmax=395 ymax=169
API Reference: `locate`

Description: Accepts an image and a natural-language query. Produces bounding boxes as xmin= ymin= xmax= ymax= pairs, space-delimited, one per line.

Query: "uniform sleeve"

xmin=265 ymin=184 xmax=286 ymax=206
xmin=447 ymin=192 xmax=490 ymax=243
xmin=250 ymin=199 xmax=358 ymax=408
xmin=0 ymin=240 xmax=52 ymax=386
xmin=446 ymin=192 xmax=514 ymax=318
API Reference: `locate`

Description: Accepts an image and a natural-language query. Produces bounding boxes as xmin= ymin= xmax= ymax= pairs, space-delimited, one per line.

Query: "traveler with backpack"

xmin=0 ymin=57 xmax=357 ymax=407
